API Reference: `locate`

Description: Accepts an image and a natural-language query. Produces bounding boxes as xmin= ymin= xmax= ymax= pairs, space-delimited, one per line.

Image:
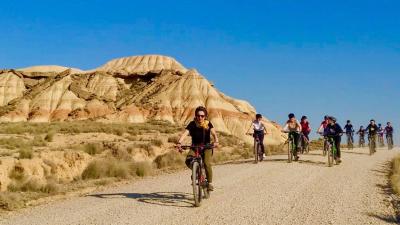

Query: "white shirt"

xmin=252 ymin=120 xmax=265 ymax=132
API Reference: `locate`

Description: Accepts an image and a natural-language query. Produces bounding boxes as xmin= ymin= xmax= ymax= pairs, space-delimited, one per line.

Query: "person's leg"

xmin=203 ymin=149 xmax=213 ymax=183
xmin=293 ymin=132 xmax=300 ymax=156
xmin=185 ymin=150 xmax=195 ymax=168
xmin=258 ymin=132 xmax=265 ymax=154
xmin=335 ymin=136 xmax=341 ymax=158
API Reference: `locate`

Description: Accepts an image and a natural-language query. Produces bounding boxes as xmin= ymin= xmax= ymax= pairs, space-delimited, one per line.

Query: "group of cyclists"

xmin=176 ymin=106 xmax=395 ymax=195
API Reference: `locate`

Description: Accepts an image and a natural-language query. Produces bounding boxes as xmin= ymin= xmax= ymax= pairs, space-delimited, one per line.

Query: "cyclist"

xmin=246 ymin=113 xmax=268 ymax=158
xmin=317 ymin=115 xmax=329 ymax=134
xmin=343 ymin=120 xmax=355 ymax=145
xmin=324 ymin=116 xmax=343 ymax=163
xmin=177 ymin=106 xmax=219 ymax=191
xmin=384 ymin=122 xmax=394 ymax=145
xmin=300 ymin=116 xmax=311 ymax=142
xmin=356 ymin=126 xmax=366 ymax=147
xmin=283 ymin=113 xmax=302 ymax=161
xmin=378 ymin=123 xmax=385 ymax=146
xmin=365 ymin=119 xmax=379 ymax=151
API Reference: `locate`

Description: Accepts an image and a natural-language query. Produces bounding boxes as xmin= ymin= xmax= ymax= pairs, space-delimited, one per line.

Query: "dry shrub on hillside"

xmin=153 ymin=150 xmax=185 ymax=169
xmin=391 ymin=155 xmax=400 ymax=194
xmin=0 ymin=192 xmax=24 ymax=210
xmin=83 ymin=143 xmax=104 ymax=155
xmin=167 ymin=136 xmax=179 ymax=143
xmin=150 ymin=139 xmax=163 ymax=147
xmin=18 ymin=147 xmax=33 ymax=159
xmin=44 ymin=130 xmax=55 ymax=142
xmin=7 ymin=166 xmax=59 ymax=194
xmin=81 ymin=159 xmax=153 ymax=179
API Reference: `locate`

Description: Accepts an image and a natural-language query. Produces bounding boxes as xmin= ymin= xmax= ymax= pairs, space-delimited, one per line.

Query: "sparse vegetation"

xmin=44 ymin=130 xmax=55 ymax=142
xmin=154 ymin=151 xmax=185 ymax=169
xmin=391 ymin=154 xmax=400 ymax=195
xmin=18 ymin=147 xmax=33 ymax=159
xmin=83 ymin=143 xmax=103 ymax=155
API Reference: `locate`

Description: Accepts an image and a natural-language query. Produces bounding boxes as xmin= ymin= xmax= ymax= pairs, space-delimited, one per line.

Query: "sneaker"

xmin=207 ymin=183 xmax=214 ymax=191
xmin=263 ymin=154 xmax=267 ymax=158
xmin=336 ymin=158 xmax=342 ymax=163
xmin=295 ymin=156 xmax=299 ymax=161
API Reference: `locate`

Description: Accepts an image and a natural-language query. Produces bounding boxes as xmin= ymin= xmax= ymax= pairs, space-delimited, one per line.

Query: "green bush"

xmin=19 ymin=147 xmax=33 ymax=159
xmin=153 ymin=151 xmax=185 ymax=169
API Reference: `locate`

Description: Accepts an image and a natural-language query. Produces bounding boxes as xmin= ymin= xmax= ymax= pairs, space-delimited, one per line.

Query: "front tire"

xmin=192 ymin=162 xmax=202 ymax=207
xmin=288 ymin=140 xmax=293 ymax=163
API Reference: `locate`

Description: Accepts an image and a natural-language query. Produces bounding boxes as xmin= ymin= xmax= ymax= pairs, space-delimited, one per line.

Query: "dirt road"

xmin=1 ymin=147 xmax=399 ymax=225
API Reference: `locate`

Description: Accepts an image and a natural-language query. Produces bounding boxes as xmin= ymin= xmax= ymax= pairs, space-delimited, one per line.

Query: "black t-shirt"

xmin=185 ymin=121 xmax=214 ymax=145
xmin=366 ymin=124 xmax=379 ymax=135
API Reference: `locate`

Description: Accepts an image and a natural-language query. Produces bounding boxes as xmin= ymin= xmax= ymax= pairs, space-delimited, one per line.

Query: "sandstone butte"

xmin=0 ymin=55 xmax=285 ymax=145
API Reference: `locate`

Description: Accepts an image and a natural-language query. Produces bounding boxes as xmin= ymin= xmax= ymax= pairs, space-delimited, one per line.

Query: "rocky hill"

xmin=0 ymin=55 xmax=284 ymax=144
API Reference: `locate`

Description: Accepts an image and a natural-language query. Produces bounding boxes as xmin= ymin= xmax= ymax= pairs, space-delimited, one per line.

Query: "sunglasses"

xmin=196 ymin=114 xmax=205 ymax=118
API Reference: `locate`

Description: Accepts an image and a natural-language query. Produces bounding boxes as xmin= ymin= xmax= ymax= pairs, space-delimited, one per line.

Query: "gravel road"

xmin=1 ymin=147 xmax=399 ymax=225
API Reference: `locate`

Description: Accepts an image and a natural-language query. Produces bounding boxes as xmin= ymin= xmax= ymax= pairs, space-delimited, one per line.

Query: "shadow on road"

xmin=87 ymin=192 xmax=194 ymax=208
xmin=342 ymin=151 xmax=370 ymax=156
xmin=365 ymin=213 xmax=398 ymax=224
xmin=297 ymin=159 xmax=327 ymax=167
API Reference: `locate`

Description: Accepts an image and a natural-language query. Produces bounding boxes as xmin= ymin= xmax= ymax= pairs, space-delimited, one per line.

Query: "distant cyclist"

xmin=246 ymin=114 xmax=268 ymax=158
xmin=356 ymin=126 xmax=366 ymax=147
xmin=283 ymin=113 xmax=302 ymax=161
xmin=300 ymin=116 xmax=311 ymax=142
xmin=384 ymin=122 xmax=394 ymax=145
xmin=324 ymin=116 xmax=343 ymax=163
xmin=317 ymin=115 xmax=329 ymax=134
xmin=377 ymin=123 xmax=385 ymax=146
xmin=365 ymin=119 xmax=379 ymax=151
xmin=343 ymin=120 xmax=355 ymax=144
xmin=177 ymin=106 xmax=219 ymax=191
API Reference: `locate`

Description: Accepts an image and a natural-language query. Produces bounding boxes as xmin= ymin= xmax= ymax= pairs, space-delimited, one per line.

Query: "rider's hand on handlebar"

xmin=213 ymin=142 xmax=219 ymax=148
xmin=176 ymin=143 xmax=183 ymax=153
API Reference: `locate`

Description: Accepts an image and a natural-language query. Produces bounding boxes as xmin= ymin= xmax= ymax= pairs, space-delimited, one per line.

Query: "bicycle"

xmin=179 ymin=144 xmax=214 ymax=207
xmin=317 ymin=132 xmax=329 ymax=156
xmin=283 ymin=131 xmax=299 ymax=163
xmin=368 ymin=134 xmax=377 ymax=155
xmin=346 ymin=132 xmax=354 ymax=150
xmin=378 ymin=133 xmax=385 ymax=147
xmin=300 ymin=132 xmax=310 ymax=154
xmin=387 ymin=134 xmax=394 ymax=150
xmin=325 ymin=135 xmax=340 ymax=167
xmin=359 ymin=135 xmax=365 ymax=148
xmin=246 ymin=133 xmax=264 ymax=163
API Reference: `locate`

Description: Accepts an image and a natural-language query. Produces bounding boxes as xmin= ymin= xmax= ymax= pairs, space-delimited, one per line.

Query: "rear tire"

xmin=192 ymin=162 xmax=202 ymax=207
xmin=327 ymin=144 xmax=333 ymax=167
xmin=258 ymin=143 xmax=263 ymax=161
xmin=254 ymin=141 xmax=259 ymax=163
xmin=288 ymin=140 xmax=293 ymax=163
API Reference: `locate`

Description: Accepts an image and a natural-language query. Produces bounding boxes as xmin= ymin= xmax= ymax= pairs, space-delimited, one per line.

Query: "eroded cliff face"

xmin=0 ymin=55 xmax=285 ymax=144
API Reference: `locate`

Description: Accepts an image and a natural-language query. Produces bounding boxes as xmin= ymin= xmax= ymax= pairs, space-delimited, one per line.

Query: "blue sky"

xmin=1 ymin=0 xmax=399 ymax=141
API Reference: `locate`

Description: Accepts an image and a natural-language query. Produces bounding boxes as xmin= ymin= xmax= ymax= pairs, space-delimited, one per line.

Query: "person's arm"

xmin=282 ymin=123 xmax=289 ymax=132
xmin=177 ymin=130 xmax=189 ymax=145
xmin=297 ymin=121 xmax=302 ymax=132
xmin=262 ymin=122 xmax=268 ymax=134
xmin=246 ymin=122 xmax=254 ymax=134
xmin=210 ymin=128 xmax=219 ymax=147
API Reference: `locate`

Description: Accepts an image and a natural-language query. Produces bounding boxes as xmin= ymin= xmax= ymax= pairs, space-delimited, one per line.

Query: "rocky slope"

xmin=0 ymin=55 xmax=284 ymax=144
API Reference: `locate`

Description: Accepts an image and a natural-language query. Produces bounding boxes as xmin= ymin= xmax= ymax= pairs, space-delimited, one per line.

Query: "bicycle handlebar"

xmin=178 ymin=144 xmax=215 ymax=150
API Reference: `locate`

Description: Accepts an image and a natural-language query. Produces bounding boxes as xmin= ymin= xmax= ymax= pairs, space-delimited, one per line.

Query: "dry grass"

xmin=44 ymin=130 xmax=55 ymax=142
xmin=18 ymin=147 xmax=33 ymax=159
xmin=153 ymin=151 xmax=185 ymax=169
xmin=81 ymin=158 xmax=153 ymax=180
xmin=391 ymin=154 xmax=400 ymax=195
xmin=83 ymin=143 xmax=104 ymax=155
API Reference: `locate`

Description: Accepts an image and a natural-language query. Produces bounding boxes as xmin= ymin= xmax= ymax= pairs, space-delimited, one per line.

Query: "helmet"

xmin=370 ymin=119 xmax=375 ymax=122
xmin=347 ymin=120 xmax=350 ymax=123
xmin=328 ymin=116 xmax=337 ymax=122
xmin=256 ymin=114 xmax=262 ymax=119
xmin=288 ymin=113 xmax=295 ymax=119
xmin=378 ymin=123 xmax=382 ymax=126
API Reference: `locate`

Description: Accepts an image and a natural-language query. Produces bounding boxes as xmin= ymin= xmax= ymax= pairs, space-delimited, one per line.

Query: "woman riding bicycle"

xmin=300 ymin=116 xmax=311 ymax=142
xmin=246 ymin=114 xmax=268 ymax=158
xmin=344 ymin=120 xmax=355 ymax=144
xmin=356 ymin=126 xmax=366 ymax=147
xmin=283 ymin=113 xmax=302 ymax=161
xmin=177 ymin=106 xmax=219 ymax=191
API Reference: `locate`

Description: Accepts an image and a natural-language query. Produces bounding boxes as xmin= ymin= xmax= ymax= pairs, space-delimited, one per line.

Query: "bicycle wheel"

xmin=305 ymin=140 xmax=310 ymax=154
xmin=258 ymin=143 xmax=263 ymax=161
xmin=192 ymin=162 xmax=202 ymax=207
xmin=288 ymin=140 xmax=293 ymax=163
xmin=388 ymin=136 xmax=393 ymax=150
xmin=254 ymin=140 xmax=259 ymax=163
xmin=369 ymin=137 xmax=374 ymax=155
xmin=323 ymin=140 xmax=328 ymax=156
xmin=328 ymin=144 xmax=333 ymax=167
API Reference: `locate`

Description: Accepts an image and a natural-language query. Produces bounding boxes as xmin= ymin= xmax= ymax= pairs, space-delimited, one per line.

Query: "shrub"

xmin=81 ymin=159 xmax=132 ymax=180
xmin=44 ymin=130 xmax=55 ymax=142
xmin=167 ymin=136 xmax=179 ymax=143
xmin=32 ymin=135 xmax=46 ymax=147
xmin=154 ymin=151 xmax=185 ymax=169
xmin=391 ymin=155 xmax=400 ymax=194
xmin=19 ymin=147 xmax=33 ymax=159
xmin=0 ymin=192 xmax=24 ymax=210
xmin=151 ymin=139 xmax=163 ymax=147
xmin=84 ymin=143 xmax=103 ymax=155
xmin=134 ymin=161 xmax=153 ymax=177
